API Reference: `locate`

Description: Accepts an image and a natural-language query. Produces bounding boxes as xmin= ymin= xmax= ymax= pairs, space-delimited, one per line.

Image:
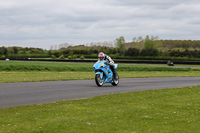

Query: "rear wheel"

xmin=95 ymin=74 xmax=104 ymax=87
xmin=112 ymin=72 xmax=119 ymax=86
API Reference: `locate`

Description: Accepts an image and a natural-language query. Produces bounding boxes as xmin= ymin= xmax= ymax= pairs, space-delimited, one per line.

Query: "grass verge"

xmin=1 ymin=71 xmax=200 ymax=83
xmin=0 ymin=61 xmax=200 ymax=83
xmin=0 ymin=61 xmax=199 ymax=72
xmin=0 ymin=86 xmax=200 ymax=132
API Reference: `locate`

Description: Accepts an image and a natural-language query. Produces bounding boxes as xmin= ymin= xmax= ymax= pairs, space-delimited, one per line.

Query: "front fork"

xmin=95 ymin=72 xmax=103 ymax=79
xmin=95 ymin=71 xmax=113 ymax=83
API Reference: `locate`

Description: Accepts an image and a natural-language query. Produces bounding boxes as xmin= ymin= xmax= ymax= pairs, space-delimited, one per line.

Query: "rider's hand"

xmin=104 ymin=62 xmax=108 ymax=65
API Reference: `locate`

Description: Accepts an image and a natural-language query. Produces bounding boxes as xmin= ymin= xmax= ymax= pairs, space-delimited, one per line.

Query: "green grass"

xmin=0 ymin=72 xmax=94 ymax=83
xmin=1 ymin=61 xmax=200 ymax=132
xmin=0 ymin=61 xmax=93 ymax=72
xmin=0 ymin=61 xmax=200 ymax=83
xmin=1 ymin=71 xmax=200 ymax=83
xmin=0 ymin=61 xmax=198 ymax=72
xmin=0 ymin=86 xmax=200 ymax=133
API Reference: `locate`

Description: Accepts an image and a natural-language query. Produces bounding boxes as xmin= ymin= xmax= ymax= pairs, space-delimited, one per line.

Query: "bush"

xmin=72 ymin=55 xmax=77 ymax=59
xmin=80 ymin=55 xmax=85 ymax=60
xmin=59 ymin=55 xmax=65 ymax=59
xmin=68 ymin=56 xmax=72 ymax=59
xmin=0 ymin=55 xmax=5 ymax=59
xmin=51 ymin=55 xmax=57 ymax=59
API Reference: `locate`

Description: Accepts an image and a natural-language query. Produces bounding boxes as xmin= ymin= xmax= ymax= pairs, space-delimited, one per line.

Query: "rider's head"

xmin=98 ymin=52 xmax=105 ymax=61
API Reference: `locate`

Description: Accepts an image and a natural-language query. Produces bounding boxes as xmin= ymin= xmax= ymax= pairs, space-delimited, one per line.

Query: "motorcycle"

xmin=93 ymin=60 xmax=119 ymax=87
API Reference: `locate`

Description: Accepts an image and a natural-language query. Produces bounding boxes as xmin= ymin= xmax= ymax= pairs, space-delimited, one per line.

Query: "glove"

xmin=104 ymin=62 xmax=109 ymax=65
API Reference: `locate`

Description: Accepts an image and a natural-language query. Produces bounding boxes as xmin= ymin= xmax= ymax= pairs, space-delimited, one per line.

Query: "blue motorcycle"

xmin=93 ymin=60 xmax=119 ymax=87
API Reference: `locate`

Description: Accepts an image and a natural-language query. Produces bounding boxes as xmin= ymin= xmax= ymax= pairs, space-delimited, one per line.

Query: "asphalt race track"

xmin=1 ymin=77 xmax=200 ymax=108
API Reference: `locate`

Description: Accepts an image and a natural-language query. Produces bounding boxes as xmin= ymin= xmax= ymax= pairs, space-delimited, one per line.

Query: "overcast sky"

xmin=0 ymin=0 xmax=200 ymax=49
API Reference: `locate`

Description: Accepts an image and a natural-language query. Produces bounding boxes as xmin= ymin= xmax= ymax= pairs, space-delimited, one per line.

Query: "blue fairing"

xmin=93 ymin=60 xmax=118 ymax=84
xmin=114 ymin=64 xmax=118 ymax=70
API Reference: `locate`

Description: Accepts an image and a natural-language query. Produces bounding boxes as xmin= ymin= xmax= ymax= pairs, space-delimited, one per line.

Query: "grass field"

xmin=1 ymin=60 xmax=200 ymax=132
xmin=0 ymin=61 xmax=200 ymax=83
xmin=1 ymin=71 xmax=200 ymax=83
xmin=0 ymin=60 xmax=197 ymax=72
xmin=0 ymin=86 xmax=200 ymax=133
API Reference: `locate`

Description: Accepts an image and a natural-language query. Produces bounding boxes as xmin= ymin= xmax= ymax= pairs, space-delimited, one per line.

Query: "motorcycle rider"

xmin=98 ymin=52 xmax=116 ymax=78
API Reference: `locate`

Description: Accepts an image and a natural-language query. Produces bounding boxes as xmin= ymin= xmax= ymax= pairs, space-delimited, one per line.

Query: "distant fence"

xmin=1 ymin=58 xmax=200 ymax=65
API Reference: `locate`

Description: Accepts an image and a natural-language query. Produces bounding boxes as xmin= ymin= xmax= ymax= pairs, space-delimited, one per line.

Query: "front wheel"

xmin=95 ymin=74 xmax=104 ymax=87
xmin=112 ymin=72 xmax=119 ymax=86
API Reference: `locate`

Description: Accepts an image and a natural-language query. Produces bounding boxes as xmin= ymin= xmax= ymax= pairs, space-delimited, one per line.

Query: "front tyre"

xmin=112 ymin=72 xmax=119 ymax=86
xmin=95 ymin=74 xmax=104 ymax=87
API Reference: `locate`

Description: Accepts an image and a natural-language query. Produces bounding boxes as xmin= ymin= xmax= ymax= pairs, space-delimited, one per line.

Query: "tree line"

xmin=0 ymin=47 xmax=48 ymax=59
xmin=1 ymin=35 xmax=200 ymax=60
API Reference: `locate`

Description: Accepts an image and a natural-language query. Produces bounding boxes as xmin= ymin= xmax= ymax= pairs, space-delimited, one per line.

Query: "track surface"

xmin=1 ymin=77 xmax=200 ymax=108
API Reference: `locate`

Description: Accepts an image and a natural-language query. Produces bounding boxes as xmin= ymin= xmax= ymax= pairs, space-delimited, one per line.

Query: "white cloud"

xmin=0 ymin=0 xmax=200 ymax=49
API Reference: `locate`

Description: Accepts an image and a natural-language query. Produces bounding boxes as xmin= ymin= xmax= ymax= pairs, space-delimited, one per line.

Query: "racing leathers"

xmin=98 ymin=54 xmax=116 ymax=78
